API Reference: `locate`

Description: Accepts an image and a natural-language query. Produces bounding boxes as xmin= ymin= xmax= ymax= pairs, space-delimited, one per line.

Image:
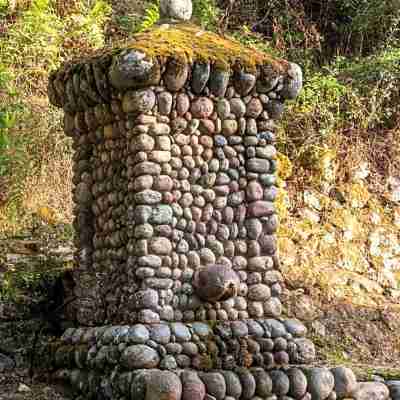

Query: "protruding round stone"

xmin=193 ymin=264 xmax=240 ymax=302
xmin=160 ymin=0 xmax=193 ymax=21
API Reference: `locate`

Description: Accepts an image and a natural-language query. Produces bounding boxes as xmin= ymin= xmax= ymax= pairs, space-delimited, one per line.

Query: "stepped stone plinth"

xmin=44 ymin=3 xmax=395 ymax=399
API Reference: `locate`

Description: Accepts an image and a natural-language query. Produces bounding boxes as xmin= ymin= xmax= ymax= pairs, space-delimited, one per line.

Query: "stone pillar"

xmin=44 ymin=11 xmax=391 ymax=400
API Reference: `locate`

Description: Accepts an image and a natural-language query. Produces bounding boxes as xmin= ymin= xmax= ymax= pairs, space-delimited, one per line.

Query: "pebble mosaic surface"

xmin=46 ymin=21 xmax=396 ymax=400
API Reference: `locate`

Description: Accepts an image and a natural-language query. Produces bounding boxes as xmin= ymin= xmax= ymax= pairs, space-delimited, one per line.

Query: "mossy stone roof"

xmin=126 ymin=23 xmax=288 ymax=73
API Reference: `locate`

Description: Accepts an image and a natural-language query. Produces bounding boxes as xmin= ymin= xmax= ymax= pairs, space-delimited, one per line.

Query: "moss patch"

xmin=126 ymin=23 xmax=288 ymax=72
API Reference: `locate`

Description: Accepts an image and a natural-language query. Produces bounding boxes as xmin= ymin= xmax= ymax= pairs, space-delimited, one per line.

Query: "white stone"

xmin=160 ymin=0 xmax=192 ymax=21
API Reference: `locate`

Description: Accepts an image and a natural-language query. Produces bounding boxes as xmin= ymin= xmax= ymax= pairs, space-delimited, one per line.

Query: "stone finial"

xmin=159 ymin=0 xmax=193 ymax=21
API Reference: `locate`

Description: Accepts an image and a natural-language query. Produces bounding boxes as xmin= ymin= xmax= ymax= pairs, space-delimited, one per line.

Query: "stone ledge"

xmin=46 ymin=319 xmax=314 ymax=373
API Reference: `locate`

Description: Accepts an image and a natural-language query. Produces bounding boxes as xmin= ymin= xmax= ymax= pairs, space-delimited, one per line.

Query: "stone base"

xmin=52 ymin=366 xmax=392 ymax=400
xmin=43 ymin=321 xmax=393 ymax=400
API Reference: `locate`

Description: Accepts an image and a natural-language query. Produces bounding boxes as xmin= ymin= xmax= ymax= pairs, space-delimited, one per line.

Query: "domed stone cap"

xmin=193 ymin=264 xmax=240 ymax=302
xmin=48 ymin=24 xmax=302 ymax=113
xmin=160 ymin=0 xmax=193 ymax=21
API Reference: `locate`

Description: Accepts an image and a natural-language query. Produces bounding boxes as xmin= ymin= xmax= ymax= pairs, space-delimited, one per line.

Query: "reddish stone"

xmin=153 ymin=175 xmax=174 ymax=191
xmin=182 ymin=371 xmax=206 ymax=400
xmin=191 ymin=97 xmax=214 ymax=118
xmin=248 ymin=201 xmax=275 ymax=217
xmin=246 ymin=181 xmax=263 ymax=201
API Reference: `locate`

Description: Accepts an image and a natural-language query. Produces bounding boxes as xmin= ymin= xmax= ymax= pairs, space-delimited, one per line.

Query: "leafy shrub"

xmin=192 ymin=0 xmax=220 ymax=30
xmin=61 ymin=0 xmax=111 ymax=56
xmin=136 ymin=0 xmax=159 ymax=32
xmin=225 ymin=0 xmax=400 ymax=62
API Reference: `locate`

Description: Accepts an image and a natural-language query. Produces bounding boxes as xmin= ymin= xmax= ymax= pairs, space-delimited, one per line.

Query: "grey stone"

xmin=134 ymin=289 xmax=159 ymax=309
xmin=201 ymin=372 xmax=227 ymax=400
xmin=247 ymin=158 xmax=270 ymax=173
xmin=158 ymin=91 xmax=173 ymax=115
xmin=121 ymin=345 xmax=160 ymax=369
xmin=281 ymin=62 xmax=303 ymax=99
xmin=109 ymin=50 xmax=160 ymax=90
xmin=252 ymin=368 xmax=272 ymax=397
xmin=126 ymin=325 xmax=150 ymax=344
xmin=217 ymin=98 xmax=231 ymax=119
xmin=266 ymin=100 xmax=285 ymax=120
xmin=331 ymin=367 xmax=357 ymax=399
xmin=230 ymin=321 xmax=248 ymax=337
xmin=138 ymin=309 xmax=160 ymax=324
xmin=176 ymin=93 xmax=190 ymax=115
xmin=234 ymin=72 xmax=256 ymax=95
xmin=353 ymin=382 xmax=389 ymax=400
xmin=262 ymin=319 xmax=286 ymax=338
xmin=221 ymin=371 xmax=242 ymax=399
xmin=287 ymin=368 xmax=308 ymax=398
xmin=247 ymin=320 xmax=264 ymax=337
xmin=283 ymin=319 xmax=307 ymax=337
xmin=134 ymin=190 xmax=162 ymax=205
xmin=150 ymin=324 xmax=171 ymax=344
xmin=291 ymin=338 xmax=316 ymax=363
xmin=191 ymin=322 xmax=212 ymax=338
xmin=160 ymin=355 xmax=178 ymax=370
xmin=235 ymin=368 xmax=256 ymax=399
xmin=75 ymin=182 xmax=92 ymax=205
xmin=248 ymin=284 xmax=271 ymax=301
xmin=171 ymin=323 xmax=191 ymax=342
xmin=307 ymin=368 xmax=335 ymax=400
xmin=150 ymin=204 xmax=173 ymax=225
xmin=138 ymin=255 xmax=162 ymax=268
xmin=209 ymin=69 xmax=230 ymax=97
xmin=122 ymin=89 xmax=156 ymax=113
xmin=101 ymin=326 xmax=123 ymax=344
xmin=270 ymin=370 xmax=290 ymax=396
xmin=263 ymin=297 xmax=282 ymax=317
xmin=192 ymin=63 xmax=210 ymax=94
xmin=229 ymin=98 xmax=246 ymax=117
xmin=164 ymin=59 xmax=189 ymax=91
xmin=387 ymin=382 xmax=400 ymax=400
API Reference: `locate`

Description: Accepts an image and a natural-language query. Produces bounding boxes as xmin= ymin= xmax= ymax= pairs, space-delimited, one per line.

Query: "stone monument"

xmin=45 ymin=1 xmax=394 ymax=399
